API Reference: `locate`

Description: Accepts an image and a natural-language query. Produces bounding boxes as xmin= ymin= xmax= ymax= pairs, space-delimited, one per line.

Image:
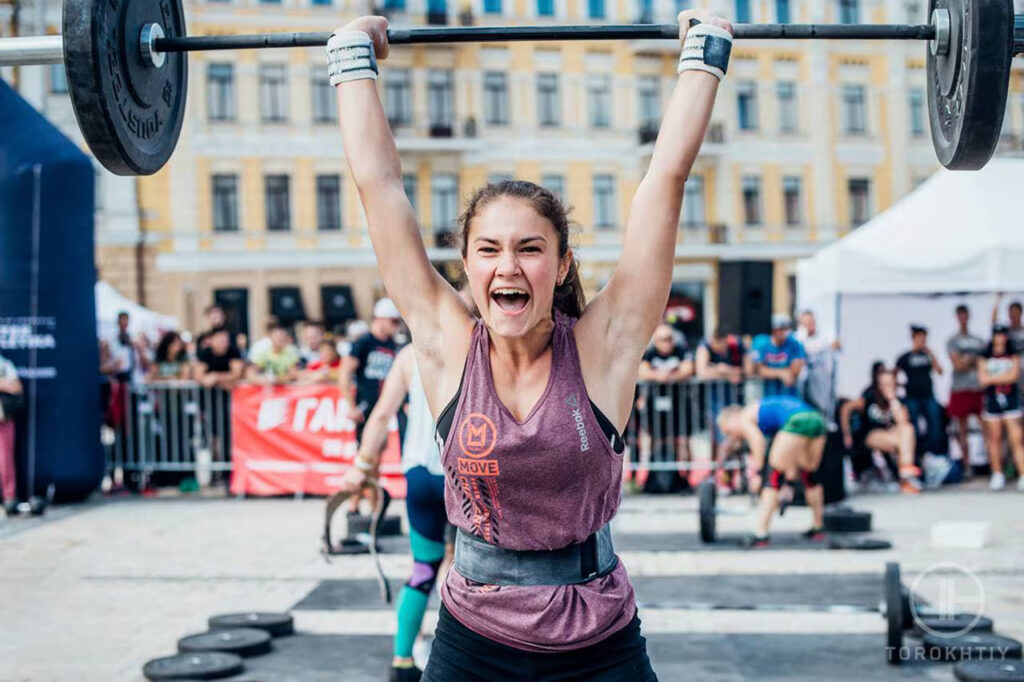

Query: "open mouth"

xmin=490 ymin=287 xmax=530 ymax=315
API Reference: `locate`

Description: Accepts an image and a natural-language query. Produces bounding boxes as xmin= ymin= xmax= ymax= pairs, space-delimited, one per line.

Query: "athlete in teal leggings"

xmin=340 ymin=345 xmax=450 ymax=681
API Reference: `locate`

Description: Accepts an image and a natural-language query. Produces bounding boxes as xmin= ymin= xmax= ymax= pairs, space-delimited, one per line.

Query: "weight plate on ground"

xmin=208 ymin=612 xmax=294 ymax=637
xmin=177 ymin=628 xmax=272 ymax=658
xmin=923 ymin=632 xmax=1023 ymax=661
xmin=926 ymin=0 xmax=1014 ymax=169
xmin=62 ymin=0 xmax=187 ymax=174
xmin=142 ymin=652 xmax=243 ymax=680
xmin=698 ymin=478 xmax=717 ymax=544
xmin=827 ymin=536 xmax=891 ymax=550
xmin=955 ymin=659 xmax=1024 ymax=681
xmin=916 ymin=614 xmax=994 ymax=634
xmin=885 ymin=562 xmax=904 ymax=664
xmin=348 ymin=513 xmax=402 ymax=537
xmin=823 ymin=508 xmax=872 ymax=533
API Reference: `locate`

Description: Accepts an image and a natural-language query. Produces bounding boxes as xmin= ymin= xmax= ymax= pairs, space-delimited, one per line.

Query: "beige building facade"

xmin=3 ymin=0 xmax=1023 ymax=339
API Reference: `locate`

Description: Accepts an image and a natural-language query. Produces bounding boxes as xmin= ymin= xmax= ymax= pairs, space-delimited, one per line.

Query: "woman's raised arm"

xmin=332 ymin=18 xmax=471 ymax=365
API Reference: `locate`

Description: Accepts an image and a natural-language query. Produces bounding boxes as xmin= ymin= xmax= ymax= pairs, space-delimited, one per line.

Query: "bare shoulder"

xmin=412 ymin=297 xmax=476 ymax=418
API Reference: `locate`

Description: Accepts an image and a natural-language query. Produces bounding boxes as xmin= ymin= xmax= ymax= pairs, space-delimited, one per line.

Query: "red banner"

xmin=229 ymin=384 xmax=406 ymax=498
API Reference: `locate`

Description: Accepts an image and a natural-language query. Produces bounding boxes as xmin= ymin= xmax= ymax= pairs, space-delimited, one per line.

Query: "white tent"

xmin=797 ymin=156 xmax=1024 ymax=400
xmin=95 ymin=281 xmax=179 ymax=343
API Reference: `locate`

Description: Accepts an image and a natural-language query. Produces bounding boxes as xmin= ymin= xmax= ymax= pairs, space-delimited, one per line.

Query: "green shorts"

xmin=780 ymin=411 xmax=826 ymax=439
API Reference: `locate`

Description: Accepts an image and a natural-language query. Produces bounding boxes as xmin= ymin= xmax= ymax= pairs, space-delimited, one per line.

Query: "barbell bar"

xmin=0 ymin=0 xmax=1019 ymax=176
xmin=0 ymin=21 xmax=950 ymax=68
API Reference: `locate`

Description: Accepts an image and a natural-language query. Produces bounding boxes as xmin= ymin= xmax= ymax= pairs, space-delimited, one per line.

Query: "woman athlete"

xmin=328 ymin=9 xmax=731 ymax=679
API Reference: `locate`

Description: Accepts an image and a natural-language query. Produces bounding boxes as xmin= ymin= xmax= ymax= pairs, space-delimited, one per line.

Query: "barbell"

xmin=0 ymin=0 xmax=1022 ymax=176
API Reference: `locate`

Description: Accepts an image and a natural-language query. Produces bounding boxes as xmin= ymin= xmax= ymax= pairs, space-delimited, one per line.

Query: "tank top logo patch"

xmin=454 ymin=412 xmax=503 ymax=543
xmin=458 ymin=412 xmax=497 ymax=459
xmin=565 ymin=394 xmax=589 ymax=452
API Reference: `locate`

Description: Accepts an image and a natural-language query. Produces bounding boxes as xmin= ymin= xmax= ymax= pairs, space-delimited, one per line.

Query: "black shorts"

xmin=982 ymin=389 xmax=1022 ymax=421
xmin=422 ymin=603 xmax=658 ymax=682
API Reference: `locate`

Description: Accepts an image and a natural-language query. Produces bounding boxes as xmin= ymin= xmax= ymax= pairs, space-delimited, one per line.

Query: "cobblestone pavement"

xmin=0 ymin=480 xmax=1021 ymax=681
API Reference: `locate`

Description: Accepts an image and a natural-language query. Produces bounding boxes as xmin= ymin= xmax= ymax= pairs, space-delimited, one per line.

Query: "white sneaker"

xmin=1017 ymin=476 xmax=1024 ymax=492
xmin=990 ymin=472 xmax=1006 ymax=491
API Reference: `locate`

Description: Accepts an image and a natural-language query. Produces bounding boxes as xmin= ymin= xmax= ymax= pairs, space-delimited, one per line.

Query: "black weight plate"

xmin=885 ymin=562 xmax=904 ymax=664
xmin=827 ymin=536 xmax=891 ymax=550
xmin=208 ymin=612 xmax=294 ymax=637
xmin=926 ymin=0 xmax=1014 ymax=169
xmin=901 ymin=588 xmax=913 ymax=630
xmin=923 ymin=632 xmax=1023 ymax=661
xmin=348 ymin=514 xmax=402 ymax=537
xmin=178 ymin=628 xmax=272 ymax=658
xmin=955 ymin=659 xmax=1024 ymax=681
xmin=823 ymin=508 xmax=871 ymax=533
xmin=916 ymin=614 xmax=994 ymax=634
xmin=698 ymin=478 xmax=716 ymax=544
xmin=143 ymin=652 xmax=243 ymax=680
xmin=62 ymin=0 xmax=187 ymax=174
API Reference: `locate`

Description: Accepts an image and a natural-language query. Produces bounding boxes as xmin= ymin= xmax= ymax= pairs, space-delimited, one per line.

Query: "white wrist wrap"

xmin=326 ymin=30 xmax=379 ymax=86
xmin=354 ymin=457 xmax=375 ymax=472
xmin=677 ymin=23 xmax=733 ymax=81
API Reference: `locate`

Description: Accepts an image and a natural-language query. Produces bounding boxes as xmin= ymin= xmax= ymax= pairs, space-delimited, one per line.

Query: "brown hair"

xmin=458 ymin=180 xmax=585 ymax=318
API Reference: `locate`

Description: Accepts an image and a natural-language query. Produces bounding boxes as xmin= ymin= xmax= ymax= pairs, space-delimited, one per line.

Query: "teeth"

xmin=492 ymin=288 xmax=528 ymax=296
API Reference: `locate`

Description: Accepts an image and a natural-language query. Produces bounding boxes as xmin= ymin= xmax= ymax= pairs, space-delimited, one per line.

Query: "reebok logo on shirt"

xmin=565 ymin=394 xmax=589 ymax=452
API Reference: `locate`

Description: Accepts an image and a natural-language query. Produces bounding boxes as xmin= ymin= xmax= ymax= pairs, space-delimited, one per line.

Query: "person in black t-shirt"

xmin=338 ymin=298 xmax=401 ymax=513
xmin=977 ymin=325 xmax=1024 ymax=491
xmin=895 ymin=325 xmax=948 ymax=457
xmin=636 ymin=324 xmax=694 ymax=492
xmin=194 ymin=329 xmax=245 ymax=390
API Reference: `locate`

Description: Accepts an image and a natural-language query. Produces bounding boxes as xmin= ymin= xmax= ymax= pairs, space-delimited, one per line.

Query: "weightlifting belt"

xmin=454 ymin=524 xmax=617 ymax=586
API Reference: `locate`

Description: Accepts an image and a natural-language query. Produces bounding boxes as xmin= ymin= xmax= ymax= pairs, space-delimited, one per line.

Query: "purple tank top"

xmin=439 ymin=311 xmax=636 ymax=652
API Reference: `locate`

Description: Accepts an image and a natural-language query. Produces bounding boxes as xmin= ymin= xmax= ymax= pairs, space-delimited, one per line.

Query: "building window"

xmin=742 ymin=175 xmax=762 ymax=226
xmin=484 ymin=0 xmax=501 ymax=12
xmin=637 ymin=0 xmax=653 ymax=22
xmin=593 ymin=174 xmax=617 ymax=230
xmin=316 ymin=174 xmax=341 ymax=231
xmin=207 ymin=63 xmax=234 ymax=121
xmin=537 ymin=73 xmax=561 ymax=127
xmin=264 ymin=174 xmax=291 ymax=231
xmin=849 ymin=178 xmax=871 ymax=226
xmin=735 ymin=0 xmax=750 ymax=23
xmin=588 ymin=0 xmax=605 ymax=19
xmin=737 ymin=81 xmax=758 ymax=131
xmin=402 ymin=174 xmax=418 ymax=215
xmin=909 ymin=89 xmax=926 ymax=137
xmin=311 ymin=0 xmax=331 ymax=6
xmin=385 ymin=69 xmax=413 ymax=128
xmin=427 ymin=69 xmax=454 ymax=128
xmin=49 ymin=64 xmax=68 ymax=94
xmin=259 ymin=64 xmax=289 ymax=123
xmin=212 ymin=174 xmax=239 ymax=232
xmin=783 ymin=176 xmax=802 ymax=226
xmin=542 ymin=174 xmax=565 ymax=202
xmin=637 ymin=76 xmax=660 ymax=128
xmin=682 ymin=175 xmax=705 ymax=227
xmin=587 ymin=74 xmax=612 ymax=129
xmin=775 ymin=0 xmax=789 ymax=22
xmin=777 ymin=81 xmax=797 ymax=133
xmin=841 ymin=84 xmax=867 ymax=135
xmin=838 ymin=0 xmax=859 ymax=24
xmin=537 ymin=0 xmax=554 ymax=15
xmin=483 ymin=72 xmax=509 ymax=126
xmin=431 ymin=174 xmax=459 ymax=232
xmin=311 ymin=74 xmax=335 ymax=124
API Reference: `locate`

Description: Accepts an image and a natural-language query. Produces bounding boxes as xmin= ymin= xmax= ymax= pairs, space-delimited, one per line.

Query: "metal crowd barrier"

xmin=103 ymin=380 xmax=232 ymax=488
xmin=102 ymin=378 xmax=781 ymax=490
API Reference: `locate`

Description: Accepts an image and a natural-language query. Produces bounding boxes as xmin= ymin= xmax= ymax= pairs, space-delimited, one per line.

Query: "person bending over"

xmin=839 ymin=368 xmax=922 ymax=494
xmin=330 ymin=9 xmax=731 ymax=679
xmin=716 ymin=396 xmax=826 ymax=548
